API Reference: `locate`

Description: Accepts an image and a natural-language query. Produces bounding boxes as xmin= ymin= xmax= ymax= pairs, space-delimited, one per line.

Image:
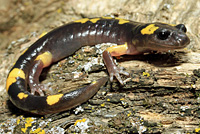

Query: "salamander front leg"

xmin=103 ymin=43 xmax=130 ymax=85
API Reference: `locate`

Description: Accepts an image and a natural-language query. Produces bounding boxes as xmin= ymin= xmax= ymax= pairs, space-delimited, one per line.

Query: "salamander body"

xmin=6 ymin=17 xmax=190 ymax=114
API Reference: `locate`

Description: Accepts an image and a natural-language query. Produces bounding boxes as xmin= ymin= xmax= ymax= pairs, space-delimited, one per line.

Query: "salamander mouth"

xmin=151 ymin=46 xmax=185 ymax=52
xmin=147 ymin=40 xmax=190 ymax=52
xmin=159 ymin=43 xmax=188 ymax=49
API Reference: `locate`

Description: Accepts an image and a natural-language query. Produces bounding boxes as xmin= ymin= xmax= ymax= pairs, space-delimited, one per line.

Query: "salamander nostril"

xmin=175 ymin=24 xmax=187 ymax=33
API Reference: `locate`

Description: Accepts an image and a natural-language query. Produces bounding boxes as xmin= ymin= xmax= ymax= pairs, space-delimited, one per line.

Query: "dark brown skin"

xmin=6 ymin=17 xmax=190 ymax=114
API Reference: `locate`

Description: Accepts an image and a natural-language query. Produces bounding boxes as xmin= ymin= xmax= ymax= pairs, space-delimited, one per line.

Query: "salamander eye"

xmin=157 ymin=30 xmax=171 ymax=40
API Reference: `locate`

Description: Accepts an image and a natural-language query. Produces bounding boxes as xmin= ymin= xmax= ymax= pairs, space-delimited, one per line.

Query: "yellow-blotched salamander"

xmin=6 ymin=17 xmax=190 ymax=115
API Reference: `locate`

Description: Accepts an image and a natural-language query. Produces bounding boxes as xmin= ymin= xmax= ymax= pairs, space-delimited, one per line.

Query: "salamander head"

xmin=133 ymin=23 xmax=190 ymax=52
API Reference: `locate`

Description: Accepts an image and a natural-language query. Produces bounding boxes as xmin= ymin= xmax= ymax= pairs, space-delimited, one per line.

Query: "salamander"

xmin=6 ymin=17 xmax=190 ymax=115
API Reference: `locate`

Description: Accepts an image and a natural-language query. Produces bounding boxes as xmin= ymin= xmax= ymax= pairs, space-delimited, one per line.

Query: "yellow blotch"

xmin=21 ymin=117 xmax=35 ymax=133
xmin=141 ymin=24 xmax=159 ymax=35
xmin=90 ymin=18 xmax=100 ymax=23
xmin=120 ymin=98 xmax=125 ymax=101
xmin=143 ymin=72 xmax=150 ymax=77
xmin=25 ymin=117 xmax=34 ymax=126
xmin=6 ymin=68 xmax=25 ymax=92
xmin=46 ymin=94 xmax=63 ymax=105
xmin=18 ymin=92 xmax=28 ymax=99
xmin=118 ymin=19 xmax=130 ymax=24
xmin=39 ymin=31 xmax=47 ymax=38
xmin=74 ymin=18 xmax=89 ymax=23
xmin=74 ymin=118 xmax=87 ymax=126
xmin=106 ymin=42 xmax=128 ymax=56
xmin=35 ymin=51 xmax=53 ymax=67
xmin=195 ymin=128 xmax=200 ymax=132
xmin=127 ymin=112 xmax=132 ymax=117
xmin=21 ymin=128 xmax=27 ymax=133
xmin=38 ymin=130 xmax=45 ymax=134
xmin=101 ymin=103 xmax=105 ymax=107
xmin=91 ymin=80 xmax=97 ymax=84
xmin=17 ymin=119 xmax=21 ymax=125
xmin=115 ymin=18 xmax=130 ymax=24
xmin=170 ymin=24 xmax=176 ymax=26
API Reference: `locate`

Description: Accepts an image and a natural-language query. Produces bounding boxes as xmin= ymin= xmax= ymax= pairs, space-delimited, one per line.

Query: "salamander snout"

xmin=173 ymin=24 xmax=190 ymax=47
xmin=172 ymin=29 xmax=190 ymax=47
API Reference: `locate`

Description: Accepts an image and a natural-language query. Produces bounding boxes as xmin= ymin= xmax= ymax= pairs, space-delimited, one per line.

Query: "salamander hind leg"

xmin=29 ymin=51 xmax=53 ymax=96
xmin=28 ymin=60 xmax=46 ymax=96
